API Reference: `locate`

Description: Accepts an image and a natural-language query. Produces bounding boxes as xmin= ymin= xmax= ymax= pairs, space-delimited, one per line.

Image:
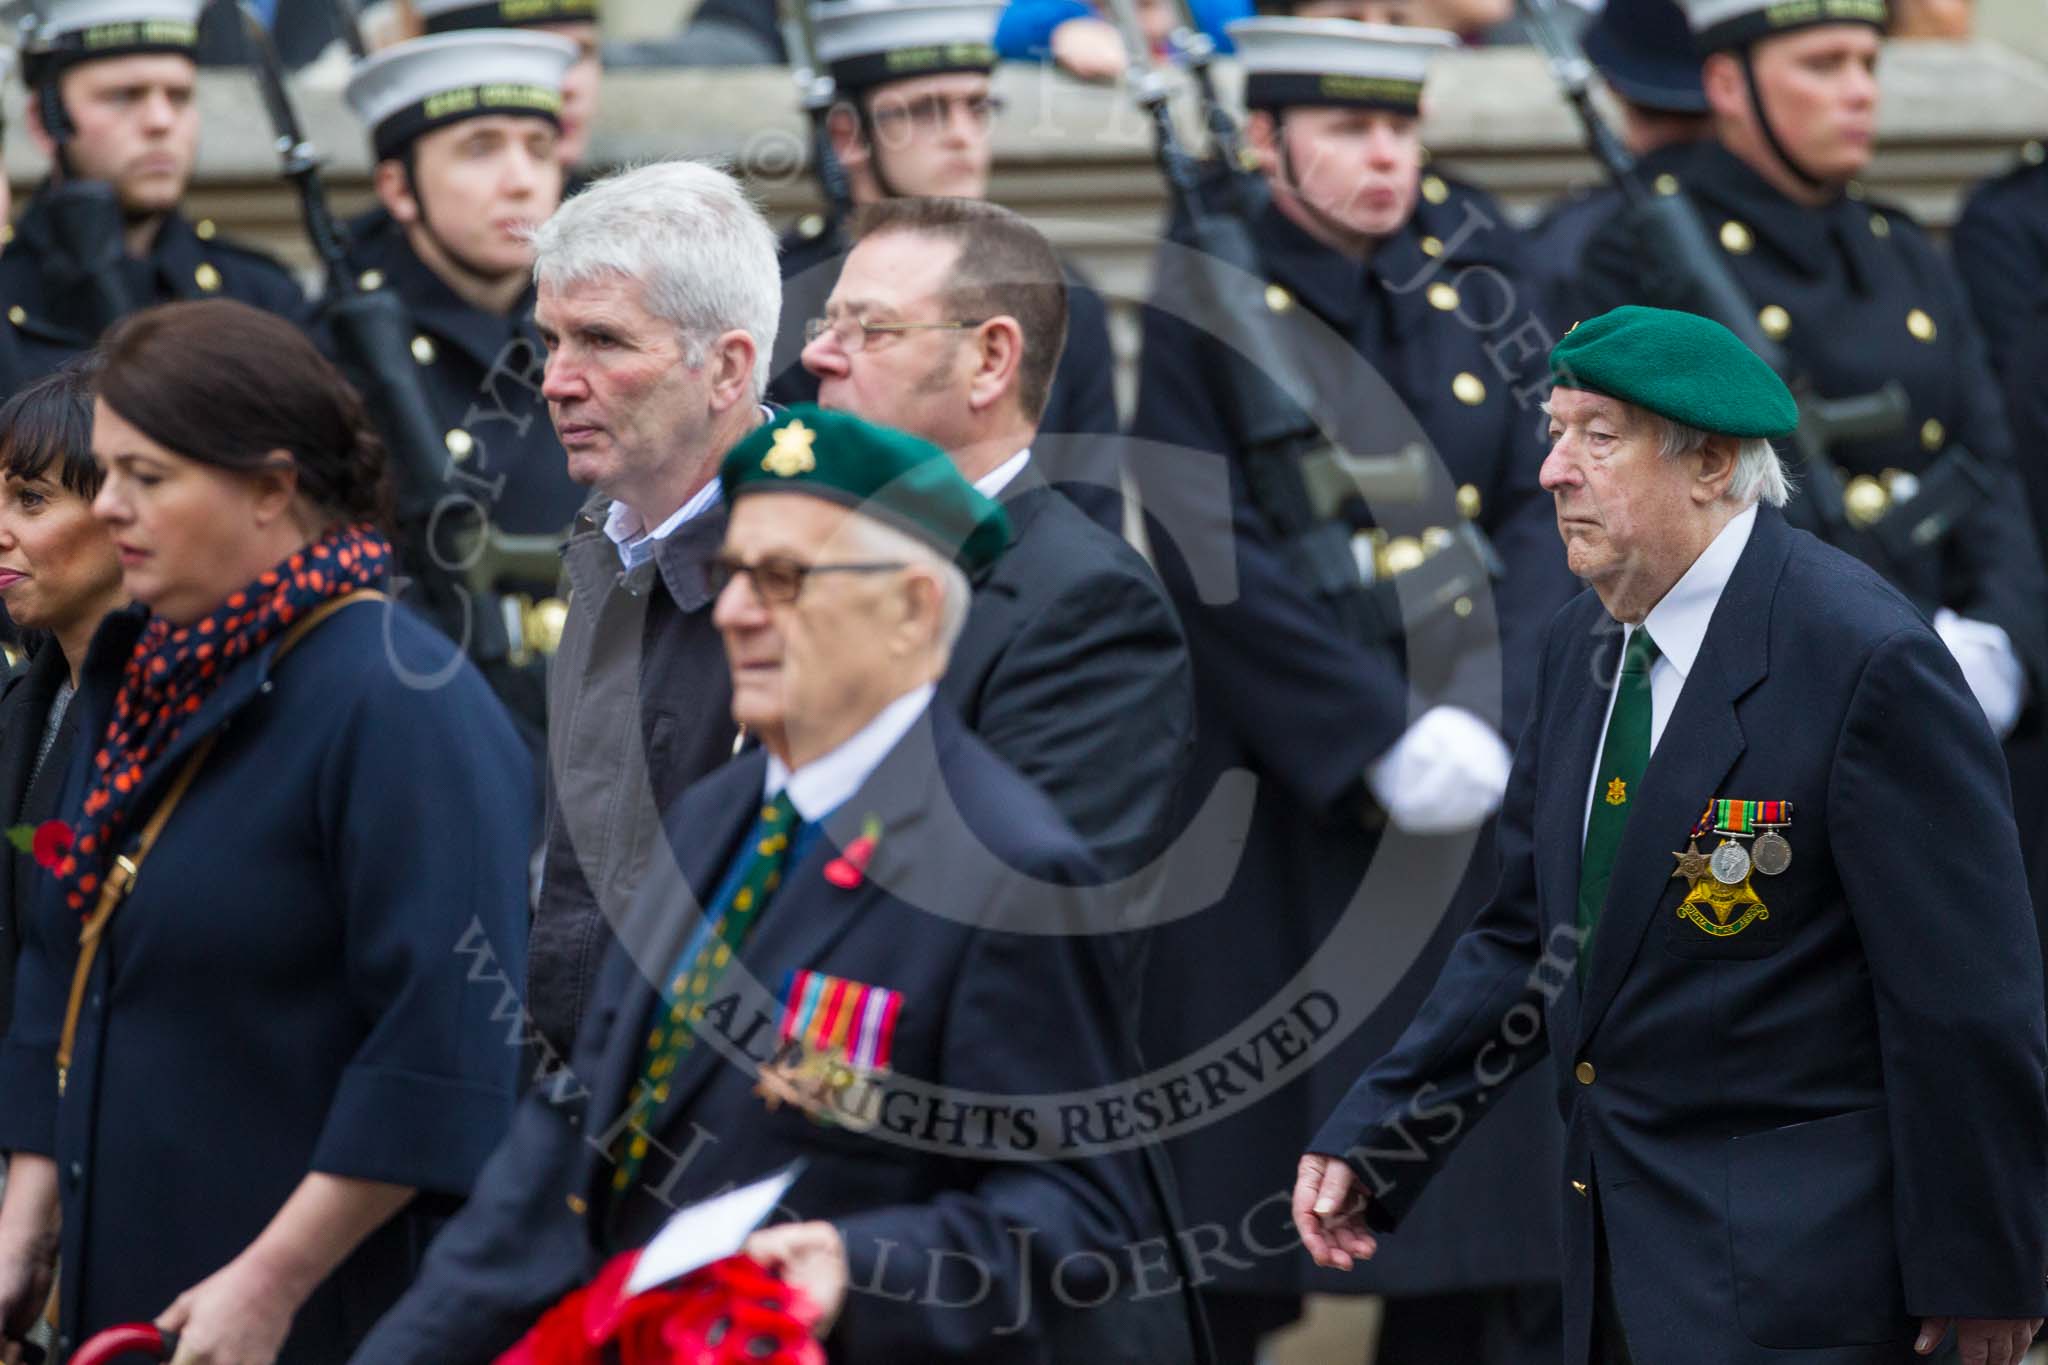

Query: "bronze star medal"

xmin=1670 ymin=839 xmax=1709 ymax=887
xmin=761 ymin=419 xmax=817 ymax=477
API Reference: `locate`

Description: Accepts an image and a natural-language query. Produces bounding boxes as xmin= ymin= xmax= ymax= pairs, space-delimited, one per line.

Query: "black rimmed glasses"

xmin=802 ymin=315 xmax=989 ymax=354
xmin=710 ymin=553 xmax=909 ymax=605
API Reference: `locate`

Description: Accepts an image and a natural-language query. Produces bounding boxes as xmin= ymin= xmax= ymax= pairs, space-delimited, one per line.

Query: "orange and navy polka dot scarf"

xmin=52 ymin=523 xmax=392 ymax=914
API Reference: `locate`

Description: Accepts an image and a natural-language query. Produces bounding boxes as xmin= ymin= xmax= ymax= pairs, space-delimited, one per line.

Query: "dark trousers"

xmin=1592 ymin=1194 xmax=1633 ymax=1365
xmin=1376 ymin=1285 xmax=1564 ymax=1365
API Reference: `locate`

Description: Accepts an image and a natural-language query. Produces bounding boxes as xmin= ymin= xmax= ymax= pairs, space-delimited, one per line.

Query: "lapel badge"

xmin=754 ymin=969 xmax=901 ymax=1129
xmin=1671 ymin=799 xmax=1792 ymax=937
xmin=762 ymin=420 xmax=818 ymax=477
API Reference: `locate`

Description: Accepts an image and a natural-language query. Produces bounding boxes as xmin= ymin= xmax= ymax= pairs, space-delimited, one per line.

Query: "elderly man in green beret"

xmin=1293 ymin=307 xmax=2048 ymax=1365
xmin=351 ymin=405 xmax=1188 ymax=1365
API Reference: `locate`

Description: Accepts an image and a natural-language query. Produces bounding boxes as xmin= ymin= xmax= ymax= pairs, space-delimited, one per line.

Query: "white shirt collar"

xmin=973 ymin=447 xmax=1032 ymax=501
xmin=763 ymin=683 xmax=934 ymax=823
xmin=1638 ymin=503 xmax=1758 ymax=681
xmin=604 ymin=479 xmax=723 ymax=571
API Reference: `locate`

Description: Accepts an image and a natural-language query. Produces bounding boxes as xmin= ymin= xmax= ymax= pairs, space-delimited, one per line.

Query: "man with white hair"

xmin=1294 ymin=306 xmax=2048 ymax=1365
xmin=523 ymin=159 xmax=783 ymax=1068
xmin=348 ymin=408 xmax=1177 ymax=1364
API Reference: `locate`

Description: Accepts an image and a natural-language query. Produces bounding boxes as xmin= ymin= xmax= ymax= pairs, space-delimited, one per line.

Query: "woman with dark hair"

xmin=0 ymin=299 xmax=533 ymax=1365
xmin=0 ymin=363 xmax=128 ymax=1052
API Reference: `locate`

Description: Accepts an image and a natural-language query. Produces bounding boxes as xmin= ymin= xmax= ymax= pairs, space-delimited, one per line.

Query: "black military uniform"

xmin=328 ymin=216 xmax=579 ymax=542
xmin=1129 ymin=19 xmax=1577 ymax=1364
xmin=765 ymin=0 xmax=1124 ymax=533
xmin=2 ymin=0 xmax=308 ymax=396
xmin=1954 ymin=141 xmax=2048 ymax=957
xmin=1576 ymin=138 xmax=2048 ymax=704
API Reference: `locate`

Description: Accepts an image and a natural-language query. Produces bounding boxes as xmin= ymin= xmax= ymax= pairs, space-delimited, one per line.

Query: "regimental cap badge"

xmin=762 ymin=419 xmax=819 ymax=478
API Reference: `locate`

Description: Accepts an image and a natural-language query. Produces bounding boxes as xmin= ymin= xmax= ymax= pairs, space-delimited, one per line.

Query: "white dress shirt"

xmin=973 ymin=448 xmax=1032 ymax=501
xmin=764 ymin=683 xmax=935 ymax=823
xmin=1580 ymin=503 xmax=1756 ymax=840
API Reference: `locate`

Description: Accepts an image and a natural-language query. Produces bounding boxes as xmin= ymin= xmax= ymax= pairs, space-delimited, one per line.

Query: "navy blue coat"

xmin=1123 ymin=181 xmax=1577 ymax=1297
xmin=0 ymin=597 xmax=534 ymax=1363
xmin=350 ymin=703 xmax=1189 ymax=1364
xmin=1312 ymin=507 xmax=2048 ymax=1365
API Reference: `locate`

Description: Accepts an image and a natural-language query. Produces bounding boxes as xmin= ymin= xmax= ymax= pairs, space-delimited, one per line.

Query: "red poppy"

xmin=32 ymin=821 xmax=74 ymax=870
xmin=823 ymin=816 xmax=884 ymax=890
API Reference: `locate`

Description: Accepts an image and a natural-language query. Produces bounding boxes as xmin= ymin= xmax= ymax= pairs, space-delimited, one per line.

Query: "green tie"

xmin=1578 ymin=627 xmax=1660 ymax=968
xmin=610 ymin=790 xmax=799 ymax=1197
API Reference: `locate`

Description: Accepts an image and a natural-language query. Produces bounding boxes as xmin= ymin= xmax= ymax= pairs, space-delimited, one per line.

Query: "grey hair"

xmin=1650 ymin=413 xmax=1791 ymax=508
xmin=530 ymin=160 xmax=783 ymax=398
xmin=834 ymin=511 xmax=974 ymax=654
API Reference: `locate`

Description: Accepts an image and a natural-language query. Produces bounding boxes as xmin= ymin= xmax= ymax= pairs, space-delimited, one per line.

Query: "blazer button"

xmin=566 ymin=1195 xmax=588 ymax=1216
xmin=1572 ymin=1180 xmax=1588 ymax=1196
xmin=68 ymin=1160 xmax=84 ymax=1187
xmin=1575 ymin=1061 xmax=1596 ymax=1085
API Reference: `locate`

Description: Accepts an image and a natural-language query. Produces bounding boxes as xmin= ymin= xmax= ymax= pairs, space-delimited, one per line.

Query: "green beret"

xmin=1549 ymin=305 xmax=1799 ymax=440
xmin=720 ymin=405 xmax=1011 ymax=577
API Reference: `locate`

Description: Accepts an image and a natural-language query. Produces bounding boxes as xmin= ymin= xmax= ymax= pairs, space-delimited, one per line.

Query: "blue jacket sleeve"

xmin=308 ymin=641 xmax=534 ymax=1197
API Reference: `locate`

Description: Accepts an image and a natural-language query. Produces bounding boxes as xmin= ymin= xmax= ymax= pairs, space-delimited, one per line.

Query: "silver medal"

xmin=1710 ymin=839 xmax=1752 ymax=885
xmin=1752 ymin=830 xmax=1791 ymax=876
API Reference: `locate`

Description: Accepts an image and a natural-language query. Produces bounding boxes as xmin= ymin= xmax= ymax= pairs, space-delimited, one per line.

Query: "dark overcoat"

xmin=1123 ymin=178 xmax=1577 ymax=1296
xmin=1314 ymin=507 xmax=2048 ymax=1365
xmin=0 ymin=597 xmax=534 ymax=1362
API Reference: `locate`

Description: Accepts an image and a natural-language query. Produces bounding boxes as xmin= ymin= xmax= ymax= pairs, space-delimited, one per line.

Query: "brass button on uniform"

xmin=445 ymin=428 xmax=475 ymax=460
xmin=1843 ymin=474 xmax=1889 ymax=528
xmin=1758 ymin=305 xmax=1791 ymax=340
xmin=1571 ymin=1180 xmax=1588 ymax=1196
xmin=1869 ymin=213 xmax=1890 ymax=239
xmin=1456 ymin=483 xmax=1482 ymax=520
xmin=1452 ymin=371 xmax=1486 ymax=406
xmin=195 ymin=217 xmax=217 ymax=241
xmin=1381 ymin=536 xmax=1426 ymax=576
xmin=1421 ymin=174 xmax=1449 ymax=205
xmin=1265 ymin=284 xmax=1294 ymax=314
xmin=1653 ymin=173 xmax=1680 ymax=197
xmin=1906 ymin=308 xmax=1936 ymax=343
xmin=1453 ymin=595 xmax=1474 ymax=618
xmin=411 ymin=335 xmax=438 ymax=366
xmin=798 ymin=212 xmax=825 ymax=240
xmin=1719 ymin=220 xmax=1753 ymax=254
xmin=1427 ymin=282 xmax=1460 ymax=312
xmin=565 ymin=1194 xmax=587 ymax=1215
xmin=6 ymin=306 xmax=23 ymax=327
xmin=194 ymin=262 xmax=222 ymax=292
xmin=358 ymin=269 xmax=385 ymax=291
xmin=1920 ymin=418 xmax=1945 ymax=451
xmin=1420 ymin=235 xmax=1444 ymax=258
xmin=1574 ymin=1061 xmax=1596 ymax=1085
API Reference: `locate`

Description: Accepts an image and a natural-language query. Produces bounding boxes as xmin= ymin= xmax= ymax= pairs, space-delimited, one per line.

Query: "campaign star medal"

xmin=1670 ymin=839 xmax=1710 ymax=887
xmin=1673 ymin=801 xmax=1772 ymax=938
xmin=762 ymin=419 xmax=817 ymax=477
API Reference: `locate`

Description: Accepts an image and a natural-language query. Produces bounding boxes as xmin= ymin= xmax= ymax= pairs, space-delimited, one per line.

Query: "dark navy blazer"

xmin=1312 ymin=506 xmax=2048 ymax=1364
xmin=350 ymin=703 xmax=1183 ymax=1364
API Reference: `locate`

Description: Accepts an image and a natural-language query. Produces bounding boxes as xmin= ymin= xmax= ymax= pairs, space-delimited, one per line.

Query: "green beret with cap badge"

xmin=1549 ymin=305 xmax=1799 ymax=440
xmin=720 ymin=405 xmax=1012 ymax=577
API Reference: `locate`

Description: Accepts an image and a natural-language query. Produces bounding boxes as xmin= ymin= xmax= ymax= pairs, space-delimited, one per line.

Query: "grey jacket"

xmin=526 ymin=494 xmax=737 ymax=1065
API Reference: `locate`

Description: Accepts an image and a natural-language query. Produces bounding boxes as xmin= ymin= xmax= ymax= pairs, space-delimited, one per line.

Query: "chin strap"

xmin=1272 ymin=113 xmax=1375 ymax=256
xmin=852 ymin=95 xmax=906 ymax=206
xmin=37 ymin=77 xmax=78 ymax=180
xmin=1737 ymin=45 xmax=1830 ymax=192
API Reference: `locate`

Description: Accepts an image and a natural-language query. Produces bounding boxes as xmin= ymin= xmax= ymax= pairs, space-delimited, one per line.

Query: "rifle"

xmin=236 ymin=0 xmax=523 ymax=669
xmin=1107 ymin=0 xmax=1490 ymax=646
xmin=1519 ymin=0 xmax=1994 ymax=570
xmin=780 ymin=0 xmax=852 ymax=223
xmin=21 ymin=0 xmax=144 ymax=337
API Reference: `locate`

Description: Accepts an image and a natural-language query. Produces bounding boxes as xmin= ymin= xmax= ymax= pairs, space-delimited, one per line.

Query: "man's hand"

xmin=1048 ymin=18 xmax=1128 ymax=81
xmin=743 ymin=1222 xmax=849 ymax=1337
xmin=1915 ymin=1316 xmax=2043 ymax=1364
xmin=1291 ymin=1154 xmax=1378 ymax=1271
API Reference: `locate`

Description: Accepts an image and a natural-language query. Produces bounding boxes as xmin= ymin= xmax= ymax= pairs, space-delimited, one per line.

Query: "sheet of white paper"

xmin=625 ymin=1161 xmax=805 ymax=1297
